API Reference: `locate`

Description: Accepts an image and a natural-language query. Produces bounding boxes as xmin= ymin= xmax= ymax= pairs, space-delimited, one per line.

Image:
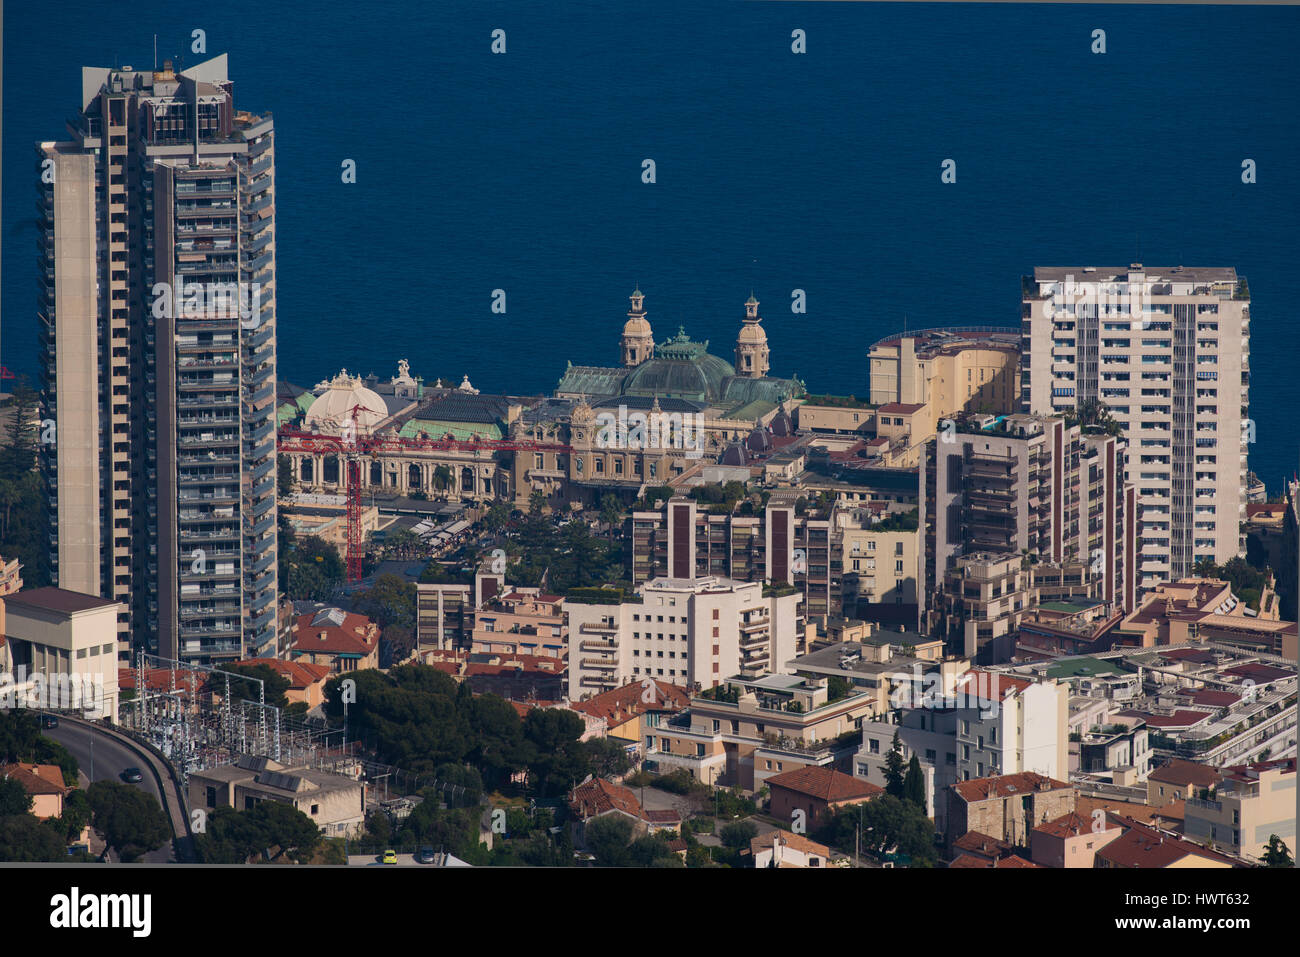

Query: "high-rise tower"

xmin=1021 ymin=266 xmax=1249 ymax=589
xmin=39 ymin=54 xmax=277 ymax=663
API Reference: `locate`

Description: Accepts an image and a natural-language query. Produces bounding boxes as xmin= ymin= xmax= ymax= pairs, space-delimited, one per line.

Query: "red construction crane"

xmin=278 ymin=413 xmax=572 ymax=583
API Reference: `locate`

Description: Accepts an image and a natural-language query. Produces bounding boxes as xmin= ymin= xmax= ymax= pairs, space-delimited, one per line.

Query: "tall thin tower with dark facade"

xmin=39 ymin=54 xmax=277 ymax=664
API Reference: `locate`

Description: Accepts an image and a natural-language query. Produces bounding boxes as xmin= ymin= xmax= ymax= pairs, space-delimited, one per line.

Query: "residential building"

xmin=644 ymin=673 xmax=875 ymax=789
xmin=943 ymin=771 xmax=1076 ymax=850
xmin=0 ymin=762 xmax=72 ymax=820
xmin=1094 ymin=819 xmax=1238 ymax=868
xmin=471 ymin=589 xmax=565 ymax=660
xmin=1029 ymin=810 xmax=1124 ymax=868
xmin=188 ymin=754 xmax=365 ymax=837
xmin=1147 ymin=757 xmax=1222 ymax=808
xmin=925 ymin=414 xmax=1137 ymax=653
xmin=1111 ymin=577 xmax=1297 ymax=658
xmin=856 ymin=666 xmax=1069 ymax=829
xmin=765 ymin=765 xmax=882 ymax=829
xmin=568 ymin=680 xmax=691 ymax=743
xmin=1021 ymin=266 xmax=1250 ymax=587
xmin=751 ymin=831 xmax=833 ymax=868
xmin=236 ymin=657 xmax=331 ymax=710
xmin=40 ymin=55 xmax=278 ymax=662
xmin=867 ymin=328 xmax=1022 ymax=444
xmin=1182 ymin=757 xmax=1295 ymax=859
xmin=288 ymin=607 xmax=380 ymax=674
xmin=565 ymin=575 xmax=802 ymax=699
xmin=3 ymin=587 xmax=121 ymax=721
xmin=567 ymin=776 xmax=681 ymax=841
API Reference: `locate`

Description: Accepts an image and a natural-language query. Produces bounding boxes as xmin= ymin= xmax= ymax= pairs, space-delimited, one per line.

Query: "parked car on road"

xmin=120 ymin=767 xmax=144 ymax=784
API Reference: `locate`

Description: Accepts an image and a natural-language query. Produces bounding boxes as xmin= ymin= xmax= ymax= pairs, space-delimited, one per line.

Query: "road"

xmin=45 ymin=721 xmax=177 ymax=863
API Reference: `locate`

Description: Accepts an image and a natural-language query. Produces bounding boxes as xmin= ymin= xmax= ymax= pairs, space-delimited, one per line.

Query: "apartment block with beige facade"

xmin=566 ymin=576 xmax=802 ymax=700
xmin=925 ymin=413 xmax=1138 ymax=658
xmin=643 ymin=673 xmax=876 ymax=790
xmin=1022 ymin=266 xmax=1250 ymax=588
xmin=869 ymin=328 xmax=1021 ymax=439
xmin=1182 ymin=757 xmax=1295 ymax=860
xmin=3 ymin=587 xmax=122 ymax=722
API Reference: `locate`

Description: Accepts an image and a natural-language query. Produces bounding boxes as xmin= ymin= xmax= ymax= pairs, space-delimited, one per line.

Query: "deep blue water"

xmin=5 ymin=2 xmax=1299 ymax=488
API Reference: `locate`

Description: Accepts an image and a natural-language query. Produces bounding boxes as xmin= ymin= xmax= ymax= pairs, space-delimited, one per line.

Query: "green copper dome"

xmin=621 ymin=330 xmax=735 ymax=403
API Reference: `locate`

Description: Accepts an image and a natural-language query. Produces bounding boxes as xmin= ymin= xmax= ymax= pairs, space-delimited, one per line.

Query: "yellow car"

xmin=381 ymin=849 xmax=398 ymax=865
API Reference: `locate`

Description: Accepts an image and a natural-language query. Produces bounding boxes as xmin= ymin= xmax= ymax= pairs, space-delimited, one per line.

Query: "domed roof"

xmin=746 ymin=422 xmax=773 ymax=453
xmin=622 ymin=328 xmax=735 ymax=403
xmin=304 ymin=370 xmax=388 ymax=436
xmin=720 ymin=441 xmax=749 ymax=466
xmin=623 ymin=314 xmax=653 ymax=337
xmin=736 ymin=321 xmax=768 ymax=345
xmin=770 ymin=408 xmax=793 ymax=437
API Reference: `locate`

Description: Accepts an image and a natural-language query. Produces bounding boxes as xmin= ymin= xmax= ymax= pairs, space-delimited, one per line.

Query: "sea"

xmin=4 ymin=1 xmax=1299 ymax=488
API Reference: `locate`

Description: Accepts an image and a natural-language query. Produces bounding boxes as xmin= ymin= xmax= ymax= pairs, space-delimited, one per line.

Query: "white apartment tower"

xmin=1021 ymin=266 xmax=1249 ymax=589
xmin=566 ymin=576 xmax=803 ymax=700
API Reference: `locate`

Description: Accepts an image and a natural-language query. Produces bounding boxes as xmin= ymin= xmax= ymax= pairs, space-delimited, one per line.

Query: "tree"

xmin=86 ymin=781 xmax=171 ymax=862
xmin=1260 ymin=834 xmax=1294 ymax=867
xmin=222 ymin=662 xmax=292 ymax=710
xmin=59 ymin=789 xmax=92 ymax=843
xmin=287 ymin=535 xmax=346 ymax=601
xmin=0 ymin=777 xmax=33 ymax=816
xmin=902 ymin=755 xmax=926 ymax=809
xmin=352 ymin=573 xmax=417 ymax=631
xmin=196 ymin=802 xmax=322 ymax=864
xmin=720 ymin=819 xmax=757 ymax=850
xmin=277 ymin=454 xmax=295 ymax=498
xmin=883 ymin=732 xmax=906 ymax=798
xmin=598 ymin=494 xmax=624 ymax=535
xmin=483 ymin=501 xmax=512 ymax=533
xmin=0 ymin=813 xmax=66 ymax=862
xmin=584 ymin=813 xmax=634 ymax=867
xmin=528 ymin=489 xmax=547 ymax=516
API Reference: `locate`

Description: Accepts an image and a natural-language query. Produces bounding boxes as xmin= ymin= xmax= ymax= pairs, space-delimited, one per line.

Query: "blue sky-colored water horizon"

xmin=4 ymin=1 xmax=1298 ymax=488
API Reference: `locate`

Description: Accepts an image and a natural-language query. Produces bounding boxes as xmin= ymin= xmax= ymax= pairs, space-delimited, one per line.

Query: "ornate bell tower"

xmin=621 ymin=287 xmax=655 ymax=368
xmin=735 ymin=293 xmax=770 ymax=378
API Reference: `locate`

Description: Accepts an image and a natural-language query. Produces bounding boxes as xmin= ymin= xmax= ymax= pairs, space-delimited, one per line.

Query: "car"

xmin=416 ymin=846 xmax=436 ymax=864
xmin=381 ymin=849 xmax=398 ymax=865
xmin=40 ymin=715 xmax=59 ymax=729
xmin=120 ymin=767 xmax=144 ymax=784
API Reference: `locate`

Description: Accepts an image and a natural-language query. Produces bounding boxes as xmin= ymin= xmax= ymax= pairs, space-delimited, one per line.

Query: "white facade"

xmin=1022 ymin=266 xmax=1249 ymax=588
xmin=566 ymin=576 xmax=802 ymax=700
xmin=854 ymin=668 xmax=1067 ymax=829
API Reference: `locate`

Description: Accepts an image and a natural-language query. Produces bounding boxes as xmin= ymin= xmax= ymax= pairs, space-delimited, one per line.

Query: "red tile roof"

xmin=951 ymin=772 xmax=1071 ymax=804
xmin=569 ymin=778 xmax=642 ymax=820
xmin=766 ymin=765 xmax=884 ymax=803
xmin=1096 ymin=821 xmax=1241 ymax=869
xmin=1148 ymin=758 xmax=1221 ymax=790
xmin=1035 ymin=811 xmax=1119 ymax=839
xmin=949 ymin=853 xmax=1040 ymax=869
xmin=2 ymin=762 xmax=69 ymax=796
xmin=291 ymin=609 xmax=379 ymax=657
xmin=238 ymin=657 xmax=331 ymax=690
xmin=952 ymin=830 xmax=1013 ymax=859
xmin=570 ymin=680 xmax=691 ymax=725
